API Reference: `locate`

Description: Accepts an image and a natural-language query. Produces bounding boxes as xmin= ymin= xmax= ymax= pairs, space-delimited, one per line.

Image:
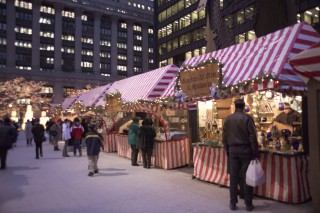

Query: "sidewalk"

xmin=0 ymin=132 xmax=313 ymax=213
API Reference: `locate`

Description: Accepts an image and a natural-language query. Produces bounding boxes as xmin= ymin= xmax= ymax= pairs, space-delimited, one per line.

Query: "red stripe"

xmin=207 ymin=148 xmax=216 ymax=182
xmin=152 ymin=88 xmax=165 ymax=92
xmin=204 ymin=147 xmax=212 ymax=180
xmin=198 ymin=147 xmax=207 ymax=178
xmin=157 ymin=82 xmax=170 ymax=85
xmin=270 ymin=155 xmax=276 ymax=198
xmin=295 ymin=156 xmax=302 ymax=202
xmin=287 ymin=156 xmax=293 ymax=202
xmin=290 ymin=56 xmax=320 ymax=66
xmin=162 ymin=76 xmax=174 ymax=80
xmin=300 ymin=155 xmax=307 ymax=201
xmin=295 ymin=37 xmax=317 ymax=46
xmin=278 ymin=156 xmax=284 ymax=201
xmin=217 ymin=149 xmax=226 ymax=184
xmin=213 ymin=148 xmax=221 ymax=183
xmin=300 ymin=28 xmax=320 ymax=38
xmin=260 ymin=153 xmax=268 ymax=196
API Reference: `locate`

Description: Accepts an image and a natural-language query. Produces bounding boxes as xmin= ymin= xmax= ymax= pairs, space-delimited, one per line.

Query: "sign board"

xmin=180 ymin=63 xmax=219 ymax=99
xmin=106 ymin=96 xmax=121 ymax=112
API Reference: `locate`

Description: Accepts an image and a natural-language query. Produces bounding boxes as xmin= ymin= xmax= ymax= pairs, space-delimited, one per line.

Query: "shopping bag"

xmin=246 ymin=159 xmax=265 ymax=187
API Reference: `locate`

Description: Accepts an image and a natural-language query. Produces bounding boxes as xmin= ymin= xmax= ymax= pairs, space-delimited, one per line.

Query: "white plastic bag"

xmin=246 ymin=159 xmax=265 ymax=187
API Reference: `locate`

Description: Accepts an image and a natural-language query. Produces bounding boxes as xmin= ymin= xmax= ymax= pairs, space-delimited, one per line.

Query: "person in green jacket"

xmin=128 ymin=117 xmax=140 ymax=166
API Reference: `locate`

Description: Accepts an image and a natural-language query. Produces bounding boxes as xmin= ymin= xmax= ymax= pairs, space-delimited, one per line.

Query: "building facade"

xmin=155 ymin=0 xmax=320 ymax=67
xmin=0 ymin=0 xmax=154 ymax=104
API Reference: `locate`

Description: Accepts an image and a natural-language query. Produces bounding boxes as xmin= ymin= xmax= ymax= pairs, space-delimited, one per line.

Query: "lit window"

xmin=0 ymin=0 xmax=6 ymax=4
xmin=133 ymin=25 xmax=141 ymax=32
xmin=148 ymin=48 xmax=153 ymax=53
xmin=81 ymin=37 xmax=94 ymax=44
xmin=61 ymin=47 xmax=74 ymax=53
xmin=62 ymin=10 xmax=75 ymax=18
xmin=0 ymin=38 xmax=6 ymax=45
xmin=117 ymin=42 xmax=127 ymax=49
xmin=148 ymin=28 xmax=153 ymax=34
xmin=81 ymin=61 xmax=93 ymax=68
xmin=15 ymin=40 xmax=32 ymax=48
xmin=40 ymin=17 xmax=52 ymax=24
xmin=40 ymin=31 xmax=54 ymax=38
xmin=100 ymin=40 xmax=111 ymax=46
xmin=120 ymin=22 xmax=127 ymax=29
xmin=81 ymin=15 xmax=87 ymax=21
xmin=134 ymin=45 xmax=142 ymax=51
xmin=135 ymin=35 xmax=142 ymax=40
xmin=46 ymin=58 xmax=54 ymax=64
xmin=15 ymin=0 xmax=32 ymax=10
xmin=62 ymin=34 xmax=75 ymax=41
xmin=40 ymin=44 xmax=54 ymax=51
xmin=117 ymin=54 xmax=127 ymax=60
xmin=40 ymin=5 xmax=55 ymax=14
xmin=117 ymin=65 xmax=127 ymax=71
xmin=81 ymin=49 xmax=93 ymax=56
xmin=15 ymin=26 xmax=32 ymax=34
xmin=41 ymin=86 xmax=53 ymax=94
xmin=100 ymin=52 xmax=110 ymax=58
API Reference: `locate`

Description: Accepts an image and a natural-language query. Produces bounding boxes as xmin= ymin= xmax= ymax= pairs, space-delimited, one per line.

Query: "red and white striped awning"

xmin=106 ymin=64 xmax=179 ymax=103
xmin=289 ymin=41 xmax=320 ymax=83
xmin=182 ymin=22 xmax=320 ymax=92
xmin=62 ymin=65 xmax=180 ymax=110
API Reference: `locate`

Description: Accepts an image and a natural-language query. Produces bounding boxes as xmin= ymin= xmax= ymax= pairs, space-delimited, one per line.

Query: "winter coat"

xmin=85 ymin=131 xmax=104 ymax=156
xmin=32 ymin=123 xmax=45 ymax=143
xmin=0 ymin=124 xmax=18 ymax=149
xmin=222 ymin=109 xmax=258 ymax=155
xmin=25 ymin=122 xmax=33 ymax=139
xmin=128 ymin=121 xmax=139 ymax=145
xmin=138 ymin=125 xmax=156 ymax=150
xmin=62 ymin=122 xmax=72 ymax=141
xmin=71 ymin=123 xmax=84 ymax=140
xmin=50 ymin=123 xmax=62 ymax=140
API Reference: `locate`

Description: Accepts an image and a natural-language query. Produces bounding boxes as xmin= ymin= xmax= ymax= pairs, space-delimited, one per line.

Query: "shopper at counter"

xmin=128 ymin=117 xmax=140 ymax=166
xmin=222 ymin=99 xmax=258 ymax=211
xmin=138 ymin=118 xmax=156 ymax=169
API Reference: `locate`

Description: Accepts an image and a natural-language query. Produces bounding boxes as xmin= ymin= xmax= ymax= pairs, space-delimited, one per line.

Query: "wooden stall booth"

xmin=180 ymin=22 xmax=320 ymax=203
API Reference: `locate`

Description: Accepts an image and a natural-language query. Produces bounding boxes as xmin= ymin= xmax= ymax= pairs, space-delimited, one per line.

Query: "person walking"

xmin=0 ymin=117 xmax=18 ymax=169
xmin=138 ymin=118 xmax=156 ymax=169
xmin=71 ymin=117 xmax=84 ymax=156
xmin=50 ymin=119 xmax=62 ymax=151
xmin=31 ymin=118 xmax=46 ymax=159
xmin=222 ymin=99 xmax=258 ymax=211
xmin=25 ymin=119 xmax=33 ymax=146
xmin=85 ymin=124 xmax=104 ymax=176
xmin=62 ymin=119 xmax=71 ymax=157
xmin=46 ymin=118 xmax=55 ymax=144
xmin=128 ymin=117 xmax=140 ymax=166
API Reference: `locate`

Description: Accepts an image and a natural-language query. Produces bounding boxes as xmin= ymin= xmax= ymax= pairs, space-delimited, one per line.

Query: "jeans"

xmin=229 ymin=153 xmax=253 ymax=206
xmin=141 ymin=148 xmax=153 ymax=168
xmin=35 ymin=142 xmax=43 ymax=159
xmin=130 ymin=144 xmax=139 ymax=165
xmin=0 ymin=147 xmax=8 ymax=169
xmin=87 ymin=155 xmax=99 ymax=173
xmin=73 ymin=139 xmax=82 ymax=156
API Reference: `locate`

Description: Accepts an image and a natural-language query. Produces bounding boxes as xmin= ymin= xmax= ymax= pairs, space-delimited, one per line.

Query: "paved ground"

xmin=0 ymin=132 xmax=313 ymax=213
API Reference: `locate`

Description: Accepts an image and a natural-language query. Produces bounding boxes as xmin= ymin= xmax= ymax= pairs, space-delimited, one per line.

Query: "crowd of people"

xmin=0 ymin=116 xmax=104 ymax=177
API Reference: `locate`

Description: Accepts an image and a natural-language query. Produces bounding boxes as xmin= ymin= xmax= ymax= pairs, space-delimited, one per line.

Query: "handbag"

xmin=246 ymin=159 xmax=265 ymax=187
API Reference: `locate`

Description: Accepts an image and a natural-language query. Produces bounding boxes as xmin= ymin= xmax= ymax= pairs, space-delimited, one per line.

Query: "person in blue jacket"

xmin=85 ymin=124 xmax=104 ymax=177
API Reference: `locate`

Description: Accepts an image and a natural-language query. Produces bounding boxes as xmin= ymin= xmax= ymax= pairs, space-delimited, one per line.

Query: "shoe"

xmin=94 ymin=170 xmax=99 ymax=173
xmin=229 ymin=204 xmax=237 ymax=211
xmin=246 ymin=205 xmax=254 ymax=211
xmin=131 ymin=163 xmax=139 ymax=166
xmin=88 ymin=172 xmax=94 ymax=176
xmin=35 ymin=157 xmax=39 ymax=159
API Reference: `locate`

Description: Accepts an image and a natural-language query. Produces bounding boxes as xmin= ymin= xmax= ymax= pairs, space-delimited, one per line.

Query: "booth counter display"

xmin=192 ymin=144 xmax=310 ymax=203
xmin=101 ymin=132 xmax=118 ymax=153
xmin=115 ymin=134 xmax=190 ymax=170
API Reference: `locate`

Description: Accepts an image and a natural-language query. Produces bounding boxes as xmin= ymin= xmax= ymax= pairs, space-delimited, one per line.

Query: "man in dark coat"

xmin=85 ymin=125 xmax=104 ymax=177
xmin=0 ymin=117 xmax=18 ymax=169
xmin=138 ymin=118 xmax=156 ymax=169
xmin=223 ymin=99 xmax=258 ymax=211
xmin=32 ymin=118 xmax=45 ymax=159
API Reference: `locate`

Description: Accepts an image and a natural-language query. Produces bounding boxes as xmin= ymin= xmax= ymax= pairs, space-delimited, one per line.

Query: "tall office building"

xmin=155 ymin=0 xmax=320 ymax=67
xmin=0 ymin=0 xmax=154 ymax=104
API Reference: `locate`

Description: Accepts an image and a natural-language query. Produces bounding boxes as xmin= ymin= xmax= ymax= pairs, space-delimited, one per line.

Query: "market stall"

xmin=179 ymin=22 xmax=320 ymax=203
xmin=100 ymin=65 xmax=191 ymax=169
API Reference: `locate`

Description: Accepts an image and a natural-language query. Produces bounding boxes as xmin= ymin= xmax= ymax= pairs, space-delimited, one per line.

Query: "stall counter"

xmin=192 ymin=144 xmax=310 ymax=203
xmin=101 ymin=132 xmax=118 ymax=152
xmin=115 ymin=134 xmax=190 ymax=169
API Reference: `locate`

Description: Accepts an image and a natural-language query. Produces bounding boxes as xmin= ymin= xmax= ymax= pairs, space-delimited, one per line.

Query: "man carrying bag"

xmin=223 ymin=99 xmax=259 ymax=211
